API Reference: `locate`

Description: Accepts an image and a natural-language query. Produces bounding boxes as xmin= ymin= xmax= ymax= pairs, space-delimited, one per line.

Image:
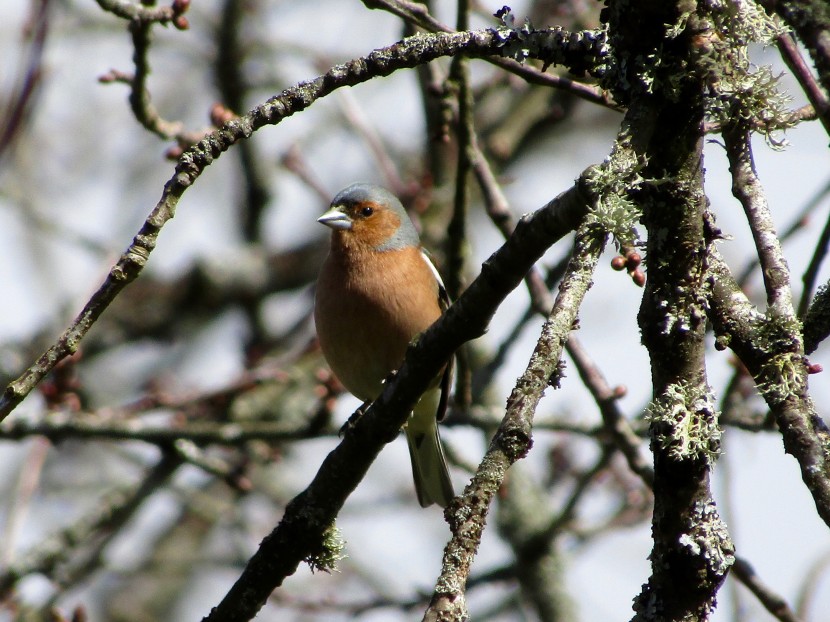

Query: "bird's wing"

xmin=419 ymin=248 xmax=453 ymax=422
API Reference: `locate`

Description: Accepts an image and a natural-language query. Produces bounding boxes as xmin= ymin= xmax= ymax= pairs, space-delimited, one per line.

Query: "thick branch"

xmin=365 ymin=0 xmax=618 ymax=108
xmin=603 ymin=2 xmax=735 ymax=619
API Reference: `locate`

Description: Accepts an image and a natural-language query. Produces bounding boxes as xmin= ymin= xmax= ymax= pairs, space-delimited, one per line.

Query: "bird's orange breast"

xmin=314 ymin=245 xmax=441 ymax=402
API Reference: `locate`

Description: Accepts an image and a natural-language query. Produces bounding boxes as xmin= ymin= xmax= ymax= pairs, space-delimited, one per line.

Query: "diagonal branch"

xmin=423 ymin=221 xmax=606 ymax=621
xmin=759 ymin=0 xmax=830 ymax=129
xmin=707 ymin=251 xmax=830 ymax=528
xmin=201 ymin=179 xmax=592 ymax=622
xmin=731 ymin=557 xmax=805 ymax=622
xmin=775 ymin=32 xmax=830 ymax=136
xmin=0 ymin=24 xmax=607 ymax=421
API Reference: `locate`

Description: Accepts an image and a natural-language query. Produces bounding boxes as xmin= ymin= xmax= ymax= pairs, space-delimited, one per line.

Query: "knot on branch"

xmin=493 ymin=423 xmax=533 ymax=463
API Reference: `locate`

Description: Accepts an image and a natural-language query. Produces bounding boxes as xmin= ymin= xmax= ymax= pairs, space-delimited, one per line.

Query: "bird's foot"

xmin=339 ymin=401 xmax=372 ymax=437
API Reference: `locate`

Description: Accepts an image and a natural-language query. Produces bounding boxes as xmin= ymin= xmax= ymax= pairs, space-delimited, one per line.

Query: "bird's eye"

xmin=359 ymin=206 xmax=374 ymax=217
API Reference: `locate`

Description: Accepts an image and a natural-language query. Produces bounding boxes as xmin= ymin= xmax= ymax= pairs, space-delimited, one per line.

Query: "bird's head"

xmin=318 ymin=183 xmax=420 ymax=251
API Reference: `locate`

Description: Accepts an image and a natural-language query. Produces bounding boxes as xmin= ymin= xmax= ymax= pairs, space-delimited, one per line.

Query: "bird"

xmin=314 ymin=182 xmax=455 ymax=508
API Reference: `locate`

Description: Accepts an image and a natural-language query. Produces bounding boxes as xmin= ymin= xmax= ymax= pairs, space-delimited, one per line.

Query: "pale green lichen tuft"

xmin=645 ymin=382 xmax=722 ymax=463
xmin=706 ymin=57 xmax=795 ymax=148
xmin=581 ymin=152 xmax=645 ymax=249
xmin=305 ymin=523 xmax=347 ymax=573
xmin=700 ymin=0 xmax=795 ymax=147
xmin=754 ymin=312 xmax=803 ymax=353
xmin=704 ymin=0 xmax=787 ymax=46
xmin=756 ymin=351 xmax=805 ymax=405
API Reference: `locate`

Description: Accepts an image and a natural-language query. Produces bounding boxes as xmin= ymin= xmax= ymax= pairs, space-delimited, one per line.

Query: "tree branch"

xmin=707 ymin=251 xmax=830 ymax=528
xmin=605 ymin=2 xmax=736 ymax=618
xmin=722 ymin=120 xmax=795 ymax=318
xmin=731 ymin=557 xmax=805 ymax=622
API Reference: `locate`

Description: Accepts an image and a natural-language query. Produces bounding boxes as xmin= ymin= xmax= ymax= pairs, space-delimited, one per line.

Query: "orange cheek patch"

xmin=351 ymin=207 xmax=401 ymax=249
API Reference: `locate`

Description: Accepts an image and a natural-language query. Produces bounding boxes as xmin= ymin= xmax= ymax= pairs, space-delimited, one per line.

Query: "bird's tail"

xmin=406 ymin=391 xmax=454 ymax=508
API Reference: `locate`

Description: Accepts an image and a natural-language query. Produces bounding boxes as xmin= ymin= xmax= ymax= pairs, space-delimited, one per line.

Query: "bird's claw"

xmin=339 ymin=401 xmax=371 ymax=437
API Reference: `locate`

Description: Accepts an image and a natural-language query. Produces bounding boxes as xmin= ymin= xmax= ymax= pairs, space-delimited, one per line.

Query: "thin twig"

xmin=95 ymin=0 xmax=180 ymax=24
xmin=722 ymin=120 xmax=795 ymax=318
xmin=566 ymin=335 xmax=654 ymax=486
xmin=731 ymin=557 xmax=804 ymax=622
xmin=444 ymin=0 xmax=475 ymax=408
xmin=336 ymin=89 xmax=406 ymax=197
xmin=126 ymin=19 xmax=185 ymax=140
xmin=0 ymin=0 xmax=51 ymax=165
xmin=215 ymin=0 xmax=271 ymax=243
xmin=0 ymin=414 xmax=336 ymax=445
xmin=279 ymin=144 xmax=332 ymax=203
xmin=797 ymin=178 xmax=830 ymax=317
xmin=776 ymin=32 xmax=830 ymax=136
xmin=0 ymin=438 xmax=49 ymax=567
xmin=795 ymin=551 xmax=830 ymax=620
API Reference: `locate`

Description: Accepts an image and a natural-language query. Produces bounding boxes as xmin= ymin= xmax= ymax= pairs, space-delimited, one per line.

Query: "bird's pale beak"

xmin=317 ymin=207 xmax=353 ymax=231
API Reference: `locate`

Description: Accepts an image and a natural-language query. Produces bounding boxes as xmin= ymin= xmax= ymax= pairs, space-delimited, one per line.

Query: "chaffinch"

xmin=314 ymin=183 xmax=455 ymax=508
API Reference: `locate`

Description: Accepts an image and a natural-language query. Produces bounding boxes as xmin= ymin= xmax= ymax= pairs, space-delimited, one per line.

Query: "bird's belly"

xmin=315 ymin=290 xmax=415 ymax=401
xmin=315 ymin=247 xmax=442 ymax=402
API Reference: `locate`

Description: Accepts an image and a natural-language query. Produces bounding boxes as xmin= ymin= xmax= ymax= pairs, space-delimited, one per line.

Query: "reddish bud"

xmin=625 ymin=251 xmax=642 ymax=270
xmin=631 ymin=269 xmax=646 ymax=287
xmin=235 ymin=476 xmax=253 ymax=492
xmin=173 ymin=15 xmax=189 ymax=30
xmin=210 ymin=103 xmax=237 ymax=127
xmin=612 ymin=385 xmax=628 ymax=399
xmin=165 ymin=145 xmax=184 ymax=160
xmin=611 ymin=256 xmax=627 ymax=271
xmin=807 ymin=363 xmax=823 ymax=374
xmin=63 ymin=393 xmax=82 ymax=412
